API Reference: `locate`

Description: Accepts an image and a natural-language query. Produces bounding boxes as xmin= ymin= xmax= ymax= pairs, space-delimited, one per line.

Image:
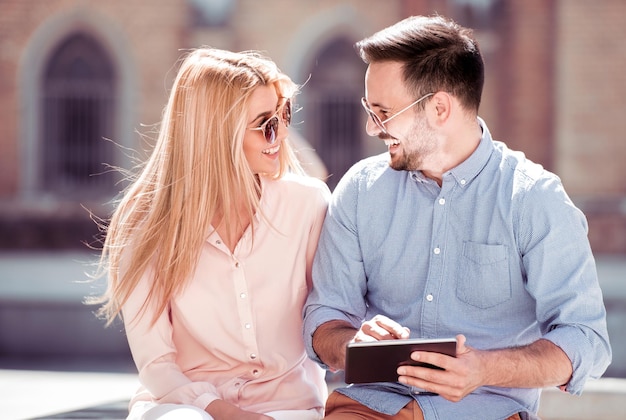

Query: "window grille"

xmin=41 ymin=33 xmax=117 ymax=197
xmin=307 ymin=92 xmax=361 ymax=189
xmin=304 ymin=38 xmax=366 ymax=190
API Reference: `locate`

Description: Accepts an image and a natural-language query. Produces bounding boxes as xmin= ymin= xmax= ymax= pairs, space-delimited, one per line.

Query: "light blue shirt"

xmin=303 ymin=119 xmax=611 ymax=420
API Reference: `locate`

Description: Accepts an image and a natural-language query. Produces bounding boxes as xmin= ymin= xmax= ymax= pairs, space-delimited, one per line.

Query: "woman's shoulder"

xmin=266 ymin=173 xmax=331 ymax=202
xmin=263 ymin=173 xmax=330 ymax=209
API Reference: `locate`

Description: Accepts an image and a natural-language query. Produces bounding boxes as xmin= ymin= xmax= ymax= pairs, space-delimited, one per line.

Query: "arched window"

xmin=41 ymin=32 xmax=117 ymax=197
xmin=304 ymin=37 xmax=366 ymax=190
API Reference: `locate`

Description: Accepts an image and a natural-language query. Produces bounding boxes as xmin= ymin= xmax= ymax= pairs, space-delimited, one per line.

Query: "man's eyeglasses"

xmin=249 ymin=98 xmax=292 ymax=144
xmin=361 ymin=93 xmax=434 ymax=135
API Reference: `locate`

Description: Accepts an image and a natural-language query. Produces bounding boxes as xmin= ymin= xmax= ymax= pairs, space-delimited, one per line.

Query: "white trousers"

xmin=127 ymin=401 xmax=322 ymax=420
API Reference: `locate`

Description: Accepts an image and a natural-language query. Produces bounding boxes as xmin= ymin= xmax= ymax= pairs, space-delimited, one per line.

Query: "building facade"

xmin=0 ymin=0 xmax=625 ymax=253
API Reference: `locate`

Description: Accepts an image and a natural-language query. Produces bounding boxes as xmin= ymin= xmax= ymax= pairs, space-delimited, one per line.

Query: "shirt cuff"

xmin=303 ymin=306 xmax=359 ymax=369
xmin=194 ymin=393 xmax=220 ymax=412
xmin=544 ymin=325 xmax=607 ymax=395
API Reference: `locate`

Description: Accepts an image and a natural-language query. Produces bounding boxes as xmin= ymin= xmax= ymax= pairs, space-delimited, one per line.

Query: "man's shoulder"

xmin=339 ymin=153 xmax=397 ymax=186
xmin=354 ymin=152 xmax=390 ymax=169
xmin=492 ymin=141 xmax=554 ymax=184
xmin=490 ymin=141 xmax=569 ymax=210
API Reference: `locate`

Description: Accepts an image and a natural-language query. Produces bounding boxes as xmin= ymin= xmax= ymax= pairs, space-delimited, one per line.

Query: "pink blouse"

xmin=122 ymin=174 xmax=330 ymax=413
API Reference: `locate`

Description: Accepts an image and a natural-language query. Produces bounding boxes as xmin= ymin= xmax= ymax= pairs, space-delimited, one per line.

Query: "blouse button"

xmin=250 ymin=353 xmax=257 ymax=359
xmin=216 ymin=239 xmax=222 ymax=245
xmin=245 ymin=323 xmax=251 ymax=329
xmin=252 ymin=369 xmax=259 ymax=376
xmin=426 ymin=294 xmax=434 ymax=302
xmin=433 ymin=247 xmax=441 ymax=255
xmin=235 ymin=261 xmax=240 ymax=268
xmin=240 ymin=293 xmax=246 ymax=299
xmin=438 ymin=198 xmax=445 ymax=205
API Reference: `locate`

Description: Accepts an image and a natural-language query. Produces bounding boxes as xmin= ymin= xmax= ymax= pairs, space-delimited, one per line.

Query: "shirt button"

xmin=216 ymin=239 xmax=222 ymax=245
xmin=252 ymin=369 xmax=259 ymax=376
xmin=235 ymin=382 xmax=241 ymax=387
xmin=250 ymin=353 xmax=257 ymax=359
xmin=460 ymin=179 xmax=466 ymax=185
xmin=438 ymin=198 xmax=445 ymax=205
xmin=433 ymin=247 xmax=441 ymax=255
xmin=245 ymin=323 xmax=251 ymax=329
xmin=240 ymin=293 xmax=246 ymax=299
xmin=235 ymin=261 xmax=240 ymax=268
xmin=426 ymin=294 xmax=434 ymax=302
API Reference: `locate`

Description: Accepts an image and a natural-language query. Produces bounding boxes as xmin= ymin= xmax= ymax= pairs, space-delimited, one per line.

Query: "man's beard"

xmin=387 ymin=116 xmax=435 ymax=172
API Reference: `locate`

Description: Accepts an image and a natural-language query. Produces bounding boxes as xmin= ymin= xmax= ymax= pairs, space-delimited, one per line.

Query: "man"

xmin=303 ymin=15 xmax=611 ymax=420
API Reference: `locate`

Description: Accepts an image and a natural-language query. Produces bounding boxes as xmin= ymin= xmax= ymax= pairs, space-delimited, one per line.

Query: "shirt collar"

xmin=411 ymin=117 xmax=493 ymax=187
xmin=447 ymin=117 xmax=493 ymax=188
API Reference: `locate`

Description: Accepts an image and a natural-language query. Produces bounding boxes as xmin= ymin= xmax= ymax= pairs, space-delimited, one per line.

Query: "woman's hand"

xmin=206 ymin=400 xmax=274 ymax=420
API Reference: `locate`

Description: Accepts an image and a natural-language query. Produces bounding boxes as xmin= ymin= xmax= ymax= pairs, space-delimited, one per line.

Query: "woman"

xmin=93 ymin=48 xmax=330 ymax=419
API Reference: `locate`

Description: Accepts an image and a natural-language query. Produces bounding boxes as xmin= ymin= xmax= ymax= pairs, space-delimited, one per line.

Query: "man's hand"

xmin=396 ymin=334 xmax=484 ymax=402
xmin=396 ymin=334 xmax=573 ymax=402
xmin=312 ymin=320 xmax=358 ymax=371
xmin=313 ymin=316 xmax=410 ymax=371
xmin=354 ymin=314 xmax=410 ymax=342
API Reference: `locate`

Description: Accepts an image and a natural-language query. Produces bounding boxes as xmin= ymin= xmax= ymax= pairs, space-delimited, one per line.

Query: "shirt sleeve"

xmin=304 ymin=180 xmax=332 ymax=291
xmin=303 ymin=168 xmax=369 ymax=366
xmin=122 ymin=267 xmax=220 ymax=410
xmin=517 ymin=174 xmax=612 ymax=395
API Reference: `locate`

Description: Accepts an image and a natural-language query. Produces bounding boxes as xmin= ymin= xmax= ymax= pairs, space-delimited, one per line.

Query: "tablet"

xmin=344 ymin=337 xmax=457 ymax=384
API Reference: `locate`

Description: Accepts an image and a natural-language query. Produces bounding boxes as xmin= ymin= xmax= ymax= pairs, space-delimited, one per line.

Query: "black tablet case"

xmin=344 ymin=338 xmax=457 ymax=384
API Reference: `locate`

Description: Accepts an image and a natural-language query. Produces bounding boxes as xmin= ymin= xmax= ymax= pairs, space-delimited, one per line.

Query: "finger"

xmin=372 ymin=316 xmax=410 ymax=339
xmin=409 ymin=349 xmax=453 ymax=370
xmin=361 ymin=321 xmax=397 ymax=340
xmin=456 ymin=334 xmax=467 ymax=354
xmin=397 ymin=367 xmax=465 ymax=402
xmin=353 ymin=330 xmax=377 ymax=342
xmin=396 ymin=365 xmax=447 ymax=393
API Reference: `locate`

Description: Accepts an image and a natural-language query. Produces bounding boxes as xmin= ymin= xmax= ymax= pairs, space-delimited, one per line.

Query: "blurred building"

xmin=1 ymin=0 xmax=625 ymax=253
xmin=0 ymin=0 xmax=625 ymax=367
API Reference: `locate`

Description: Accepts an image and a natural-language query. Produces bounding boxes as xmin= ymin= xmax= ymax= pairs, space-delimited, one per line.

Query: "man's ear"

xmin=431 ymin=91 xmax=452 ymax=126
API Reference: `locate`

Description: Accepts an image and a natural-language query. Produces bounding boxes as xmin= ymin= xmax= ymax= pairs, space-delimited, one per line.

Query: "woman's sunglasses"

xmin=249 ymin=98 xmax=292 ymax=144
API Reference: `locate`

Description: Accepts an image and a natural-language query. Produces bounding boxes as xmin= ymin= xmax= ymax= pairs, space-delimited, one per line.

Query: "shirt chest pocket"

xmin=456 ymin=242 xmax=511 ymax=309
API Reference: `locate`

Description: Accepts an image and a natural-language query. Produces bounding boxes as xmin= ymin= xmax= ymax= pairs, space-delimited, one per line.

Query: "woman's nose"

xmin=277 ymin=117 xmax=289 ymax=140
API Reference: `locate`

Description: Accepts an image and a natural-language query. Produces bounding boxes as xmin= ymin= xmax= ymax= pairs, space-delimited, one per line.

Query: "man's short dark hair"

xmin=356 ymin=15 xmax=484 ymax=112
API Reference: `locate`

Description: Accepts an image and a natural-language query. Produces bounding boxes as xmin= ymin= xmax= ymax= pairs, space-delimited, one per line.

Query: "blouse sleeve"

xmin=122 ymin=267 xmax=221 ymax=410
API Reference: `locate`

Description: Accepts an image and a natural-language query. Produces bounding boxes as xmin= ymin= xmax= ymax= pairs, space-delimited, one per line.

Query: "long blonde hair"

xmin=92 ymin=48 xmax=303 ymax=326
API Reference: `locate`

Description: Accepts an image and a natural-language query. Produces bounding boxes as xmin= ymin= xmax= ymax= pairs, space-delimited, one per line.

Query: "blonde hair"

xmin=92 ymin=48 xmax=304 ymax=325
